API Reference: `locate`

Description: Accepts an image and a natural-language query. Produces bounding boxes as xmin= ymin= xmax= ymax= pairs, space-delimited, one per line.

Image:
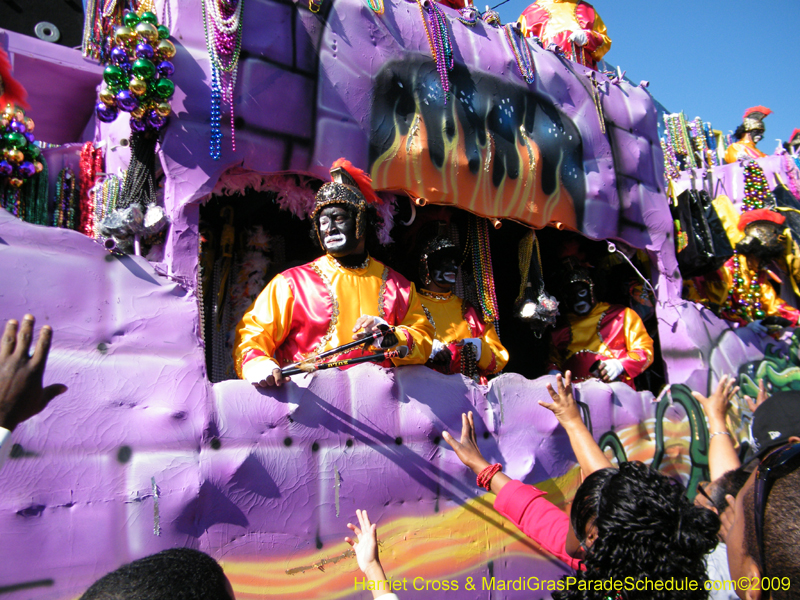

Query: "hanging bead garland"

xmin=54 ymin=168 xmax=79 ymax=230
xmin=724 ymin=254 xmax=766 ymax=322
xmin=661 ymin=139 xmax=680 ymax=181
xmin=366 ymin=0 xmax=384 ymax=15
xmin=417 ymin=0 xmax=454 ymax=104
xmin=456 ymin=6 xmax=479 ymax=26
xmin=470 ymin=216 xmax=499 ymax=328
xmin=504 ymin=24 xmax=535 ymax=85
xmin=79 ymin=142 xmax=105 ymax=237
xmin=0 ymin=104 xmax=45 ymax=191
xmin=202 ymin=0 xmax=244 ymax=160
xmin=94 ymin=174 xmax=121 ymax=238
xmin=82 ymin=0 xmax=125 ymax=62
xmin=742 ymin=161 xmax=773 ymax=211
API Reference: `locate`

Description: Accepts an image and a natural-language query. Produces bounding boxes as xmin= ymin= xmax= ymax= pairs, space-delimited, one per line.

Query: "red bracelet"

xmin=476 ymin=463 xmax=503 ymax=490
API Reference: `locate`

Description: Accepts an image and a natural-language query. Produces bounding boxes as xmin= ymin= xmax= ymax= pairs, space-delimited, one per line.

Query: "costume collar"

xmin=419 ymin=289 xmax=453 ymax=301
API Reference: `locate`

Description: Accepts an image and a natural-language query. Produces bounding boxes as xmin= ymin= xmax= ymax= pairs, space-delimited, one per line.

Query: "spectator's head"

xmin=695 ymin=467 xmax=752 ymax=515
xmin=562 ymin=461 xmax=719 ymax=600
xmin=751 ymin=392 xmax=800 ymax=458
xmin=79 ymin=548 xmax=234 ymax=600
xmin=727 ymin=443 xmax=800 ymax=600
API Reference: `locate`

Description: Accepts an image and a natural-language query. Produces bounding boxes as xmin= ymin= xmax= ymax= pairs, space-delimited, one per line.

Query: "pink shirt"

xmin=493 ymin=480 xmax=585 ymax=571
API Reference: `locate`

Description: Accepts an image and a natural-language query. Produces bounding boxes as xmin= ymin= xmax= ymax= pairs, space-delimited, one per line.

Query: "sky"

xmin=493 ymin=0 xmax=800 ymax=147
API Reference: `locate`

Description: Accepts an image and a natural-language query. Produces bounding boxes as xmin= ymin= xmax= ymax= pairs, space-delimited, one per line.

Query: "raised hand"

xmin=744 ymin=378 xmax=768 ymax=413
xmin=691 ymin=374 xmax=739 ymax=424
xmin=541 ymin=371 xmax=582 ymax=428
xmin=442 ymin=411 xmax=489 ymax=474
xmin=0 ymin=316 xmax=67 ymax=431
xmin=345 ymin=509 xmax=386 ymax=588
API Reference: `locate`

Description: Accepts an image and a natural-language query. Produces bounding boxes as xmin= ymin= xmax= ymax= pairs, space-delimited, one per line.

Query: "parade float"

xmin=2 ymin=0 xmax=800 ymax=598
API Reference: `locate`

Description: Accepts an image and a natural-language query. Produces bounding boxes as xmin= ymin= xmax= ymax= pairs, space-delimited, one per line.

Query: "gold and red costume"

xmin=518 ymin=0 xmax=611 ymax=70
xmin=419 ymin=290 xmax=509 ymax=380
xmin=691 ymin=256 xmax=800 ymax=327
xmin=234 ymin=254 xmax=433 ymax=379
xmin=547 ymin=302 xmax=654 ymax=389
xmin=724 ymin=140 xmax=767 ymax=164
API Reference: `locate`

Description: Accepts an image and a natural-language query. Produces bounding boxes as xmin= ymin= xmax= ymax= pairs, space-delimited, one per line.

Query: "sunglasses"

xmin=754 ymin=442 xmax=800 ymax=575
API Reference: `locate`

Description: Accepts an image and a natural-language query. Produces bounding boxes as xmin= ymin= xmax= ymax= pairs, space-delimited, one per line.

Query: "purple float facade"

xmin=0 ymin=0 xmax=781 ymax=598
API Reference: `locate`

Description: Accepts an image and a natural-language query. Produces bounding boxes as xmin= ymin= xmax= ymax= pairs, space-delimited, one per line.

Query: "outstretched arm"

xmin=692 ymin=375 xmax=741 ymax=481
xmin=442 ymin=412 xmax=511 ymax=495
xmin=542 ymin=371 xmax=613 ymax=477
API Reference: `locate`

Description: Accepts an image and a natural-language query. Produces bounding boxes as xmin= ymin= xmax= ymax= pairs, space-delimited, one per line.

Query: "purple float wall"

xmin=0 ymin=0 xmax=728 ymax=597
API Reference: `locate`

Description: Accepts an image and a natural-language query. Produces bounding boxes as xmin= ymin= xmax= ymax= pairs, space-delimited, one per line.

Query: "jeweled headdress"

xmin=311 ymin=158 xmax=379 ymax=245
xmin=419 ymin=236 xmax=459 ymax=285
xmin=742 ymin=106 xmax=772 ymax=133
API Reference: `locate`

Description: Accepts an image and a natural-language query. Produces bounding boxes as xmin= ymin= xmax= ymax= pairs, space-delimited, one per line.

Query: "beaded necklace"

xmin=202 ymin=0 xmax=244 ymax=159
xmin=661 ymin=139 xmax=680 ymax=181
xmin=24 ymin=158 xmax=49 ymax=225
xmin=366 ymin=0 xmax=384 ymax=15
xmin=82 ymin=0 xmax=124 ymax=61
xmin=54 ymin=168 xmax=78 ymax=230
xmin=417 ymin=0 xmax=454 ymax=104
xmin=456 ymin=6 xmax=479 ymax=26
xmin=503 ymin=24 xmax=535 ymax=85
xmin=469 ymin=216 xmax=499 ymax=329
xmin=94 ymin=174 xmax=121 ymax=237
xmin=724 ymin=255 xmax=766 ymax=322
xmin=419 ymin=289 xmax=452 ymax=301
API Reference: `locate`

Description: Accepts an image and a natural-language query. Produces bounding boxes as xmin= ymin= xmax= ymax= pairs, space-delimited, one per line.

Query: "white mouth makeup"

xmin=324 ymin=233 xmax=347 ymax=248
xmin=573 ymin=301 xmax=591 ymax=315
xmin=443 ymin=271 xmax=457 ymax=283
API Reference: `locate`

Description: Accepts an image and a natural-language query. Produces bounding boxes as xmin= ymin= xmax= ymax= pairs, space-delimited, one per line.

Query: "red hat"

xmin=790 ymin=129 xmax=800 ymax=143
xmin=738 ymin=208 xmax=785 ymax=231
xmin=743 ymin=106 xmax=772 ymax=121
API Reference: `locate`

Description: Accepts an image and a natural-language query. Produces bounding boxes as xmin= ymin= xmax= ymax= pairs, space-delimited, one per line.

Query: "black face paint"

xmin=428 ymin=252 xmax=458 ymax=290
xmin=318 ymin=205 xmax=362 ymax=258
xmin=567 ymin=281 xmax=594 ymax=315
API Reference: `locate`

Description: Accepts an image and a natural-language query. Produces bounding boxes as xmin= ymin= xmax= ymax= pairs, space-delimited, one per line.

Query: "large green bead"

xmin=157 ymin=25 xmax=170 ymax=39
xmin=103 ymin=64 xmax=126 ymax=87
xmin=122 ymin=12 xmax=140 ymax=28
xmin=28 ymin=144 xmax=41 ymax=158
xmin=139 ymin=11 xmax=158 ymax=24
xmin=154 ymin=78 xmax=175 ymax=99
xmin=131 ymin=58 xmax=156 ymax=81
xmin=4 ymin=131 xmax=27 ymax=149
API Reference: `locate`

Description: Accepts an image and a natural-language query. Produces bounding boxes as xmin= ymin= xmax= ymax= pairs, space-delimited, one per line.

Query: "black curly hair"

xmin=556 ymin=461 xmax=720 ymax=600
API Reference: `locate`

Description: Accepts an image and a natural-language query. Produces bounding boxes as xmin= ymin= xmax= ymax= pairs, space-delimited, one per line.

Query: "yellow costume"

xmin=234 ymin=254 xmax=433 ymax=380
xmin=724 ymin=140 xmax=767 ymax=164
xmin=547 ymin=302 xmax=654 ymax=389
xmin=518 ymin=0 xmax=611 ymax=69
xmin=419 ymin=290 xmax=508 ymax=377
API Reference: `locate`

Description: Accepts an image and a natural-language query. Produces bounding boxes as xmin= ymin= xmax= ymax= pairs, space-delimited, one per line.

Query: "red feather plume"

xmin=742 ymin=106 xmax=772 ymax=121
xmin=0 ymin=48 xmax=29 ymax=110
xmin=331 ymin=158 xmax=381 ymax=204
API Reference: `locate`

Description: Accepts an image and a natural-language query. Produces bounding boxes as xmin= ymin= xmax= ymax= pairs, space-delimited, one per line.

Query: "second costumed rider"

xmin=417 ymin=236 xmax=508 ymax=382
xmin=234 ymin=159 xmax=433 ymax=387
xmin=547 ymin=264 xmax=654 ymax=389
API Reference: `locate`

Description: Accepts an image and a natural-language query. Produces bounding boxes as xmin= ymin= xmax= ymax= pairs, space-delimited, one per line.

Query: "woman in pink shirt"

xmin=443 ymin=373 xmax=719 ymax=600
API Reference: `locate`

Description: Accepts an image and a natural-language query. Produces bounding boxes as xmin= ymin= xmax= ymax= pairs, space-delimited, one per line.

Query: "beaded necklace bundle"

xmin=723 ymin=161 xmax=774 ymax=322
xmin=53 ymin=168 xmax=79 ymax=230
xmin=742 ymin=161 xmax=773 ymax=211
xmin=661 ymin=139 xmax=680 ymax=182
xmin=366 ymin=0 xmax=384 ymax=15
xmin=0 ymin=172 xmax=48 ymax=224
xmin=202 ymin=0 xmax=244 ymax=160
xmin=82 ymin=0 xmax=126 ymax=61
xmin=664 ymin=113 xmax=695 ymax=169
xmin=468 ymin=216 xmax=499 ymax=329
xmin=79 ymin=142 xmax=105 ymax=237
xmin=417 ymin=0 xmax=454 ymax=104
xmin=94 ymin=174 xmax=121 ymax=237
xmin=504 ymin=24 xmax=535 ymax=85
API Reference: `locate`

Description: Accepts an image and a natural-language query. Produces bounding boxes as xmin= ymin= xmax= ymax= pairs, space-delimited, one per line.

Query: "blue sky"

xmin=494 ymin=0 xmax=800 ymax=147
